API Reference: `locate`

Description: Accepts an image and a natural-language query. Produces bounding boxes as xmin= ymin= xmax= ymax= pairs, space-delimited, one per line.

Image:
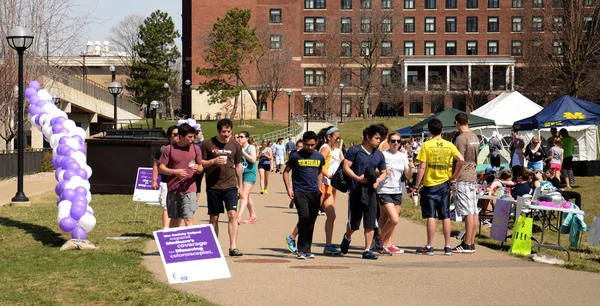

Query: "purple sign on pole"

xmin=155 ymin=227 xmax=221 ymax=264
xmin=490 ymin=199 xmax=512 ymax=242
xmin=136 ymin=168 xmax=159 ymax=190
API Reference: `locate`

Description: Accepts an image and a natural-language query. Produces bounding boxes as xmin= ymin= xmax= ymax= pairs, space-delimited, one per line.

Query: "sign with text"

xmin=490 ymin=199 xmax=512 ymax=242
xmin=153 ymin=225 xmax=230 ymax=284
xmin=133 ymin=167 xmax=160 ymax=202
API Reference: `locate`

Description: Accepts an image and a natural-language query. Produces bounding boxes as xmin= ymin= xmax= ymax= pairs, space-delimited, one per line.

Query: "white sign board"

xmin=133 ymin=167 xmax=160 ymax=202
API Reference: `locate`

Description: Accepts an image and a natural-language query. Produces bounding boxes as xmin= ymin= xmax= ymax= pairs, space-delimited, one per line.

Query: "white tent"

xmin=472 ymin=91 xmax=598 ymax=161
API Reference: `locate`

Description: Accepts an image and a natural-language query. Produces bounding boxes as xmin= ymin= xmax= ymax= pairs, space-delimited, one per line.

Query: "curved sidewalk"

xmin=0 ymin=173 xmax=56 ymax=206
xmin=142 ymin=178 xmax=600 ymax=306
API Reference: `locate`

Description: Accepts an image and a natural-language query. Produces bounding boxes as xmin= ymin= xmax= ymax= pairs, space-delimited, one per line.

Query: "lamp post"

xmin=109 ymin=65 xmax=116 ymax=82
xmin=184 ymin=80 xmax=191 ymax=119
xmin=52 ymin=94 xmax=61 ymax=107
xmin=108 ymin=81 xmax=123 ymax=128
xmin=339 ymin=83 xmax=345 ymax=123
xmin=305 ymin=95 xmax=311 ymax=132
xmin=150 ymin=100 xmax=160 ymax=129
xmin=286 ymin=90 xmax=292 ymax=131
xmin=7 ymin=26 xmax=33 ymax=204
xmin=164 ymin=83 xmax=170 ymax=119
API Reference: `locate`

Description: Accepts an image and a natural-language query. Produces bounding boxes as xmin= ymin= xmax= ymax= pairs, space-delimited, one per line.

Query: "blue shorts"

xmin=420 ymin=182 xmax=450 ymax=220
xmin=527 ymin=160 xmax=544 ymax=171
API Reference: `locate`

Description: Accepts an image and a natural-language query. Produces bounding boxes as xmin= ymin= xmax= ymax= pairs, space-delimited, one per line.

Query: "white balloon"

xmin=86 ymin=191 xmax=92 ymax=203
xmin=39 ymin=114 xmax=52 ymax=127
xmin=73 ymin=127 xmax=87 ymax=140
xmin=58 ymin=200 xmax=72 ymax=213
xmin=86 ymin=205 xmax=94 ymax=215
xmin=43 ymin=125 xmax=53 ymax=139
xmin=83 ymin=165 xmax=93 ymax=179
xmin=63 ymin=120 xmax=76 ymax=131
xmin=41 ymin=103 xmax=57 ymax=115
xmin=37 ymin=89 xmax=50 ymax=97
xmin=57 ymin=169 xmax=66 ymax=182
xmin=50 ymin=133 xmax=65 ymax=149
xmin=71 ymin=152 xmax=86 ymax=165
xmin=57 ymin=210 xmax=70 ymax=223
xmin=78 ymin=214 xmax=96 ymax=232
xmin=54 ymin=110 xmax=68 ymax=119
xmin=66 ymin=138 xmax=80 ymax=150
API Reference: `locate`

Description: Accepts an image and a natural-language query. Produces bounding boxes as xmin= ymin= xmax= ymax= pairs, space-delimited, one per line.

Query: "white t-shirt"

xmin=322 ymin=144 xmax=342 ymax=186
xmin=377 ymin=150 xmax=409 ymax=194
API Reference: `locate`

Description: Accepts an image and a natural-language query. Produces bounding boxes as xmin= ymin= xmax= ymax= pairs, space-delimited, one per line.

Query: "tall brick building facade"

xmin=188 ymin=0 xmax=579 ymax=120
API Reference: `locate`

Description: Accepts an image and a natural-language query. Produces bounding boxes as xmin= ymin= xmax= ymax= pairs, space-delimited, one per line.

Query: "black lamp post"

xmin=150 ymin=100 xmax=159 ymax=129
xmin=286 ymin=90 xmax=292 ymax=131
xmin=7 ymin=26 xmax=33 ymax=204
xmin=339 ymin=83 xmax=345 ymax=123
xmin=109 ymin=65 xmax=116 ymax=82
xmin=108 ymin=81 xmax=123 ymax=128
xmin=164 ymin=83 xmax=170 ymax=119
xmin=304 ymin=95 xmax=311 ymax=132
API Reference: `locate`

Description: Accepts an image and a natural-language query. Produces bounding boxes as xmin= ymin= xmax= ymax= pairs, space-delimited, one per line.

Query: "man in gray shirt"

xmin=488 ymin=131 xmax=502 ymax=169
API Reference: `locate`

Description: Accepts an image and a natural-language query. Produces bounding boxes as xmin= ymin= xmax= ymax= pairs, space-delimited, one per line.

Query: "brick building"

xmin=188 ymin=0 xmax=578 ymax=120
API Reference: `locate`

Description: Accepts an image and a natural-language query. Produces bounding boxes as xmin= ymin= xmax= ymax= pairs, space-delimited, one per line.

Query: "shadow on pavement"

xmin=260 ymin=247 xmax=292 ymax=254
xmin=0 ymin=216 xmax=65 ymax=247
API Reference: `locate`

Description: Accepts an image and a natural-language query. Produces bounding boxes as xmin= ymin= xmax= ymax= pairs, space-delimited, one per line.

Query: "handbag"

xmin=509 ymin=216 xmax=533 ymax=256
xmin=330 ymin=164 xmax=351 ymax=193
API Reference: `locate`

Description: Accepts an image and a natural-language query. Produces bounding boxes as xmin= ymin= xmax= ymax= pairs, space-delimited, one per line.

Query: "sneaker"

xmin=386 ymin=245 xmax=404 ymax=254
xmin=452 ymin=242 xmax=474 ymax=254
xmin=263 ymin=189 xmax=269 ymax=194
xmin=444 ymin=246 xmax=453 ymax=256
xmin=307 ymin=253 xmax=315 ymax=259
xmin=260 ymin=189 xmax=264 ymax=194
xmin=323 ymin=245 xmax=342 ymax=255
xmin=318 ymin=210 xmax=325 ymax=216
xmin=416 ymin=246 xmax=434 ymax=256
xmin=296 ymin=252 xmax=307 ymax=260
xmin=285 ymin=235 xmax=297 ymax=253
xmin=362 ymin=249 xmax=379 ymax=260
xmin=470 ymin=244 xmax=476 ymax=253
xmin=376 ymin=245 xmax=393 ymax=256
xmin=340 ymin=234 xmax=351 ymax=254
xmin=229 ymin=248 xmax=244 ymax=257
xmin=481 ymin=219 xmax=492 ymax=227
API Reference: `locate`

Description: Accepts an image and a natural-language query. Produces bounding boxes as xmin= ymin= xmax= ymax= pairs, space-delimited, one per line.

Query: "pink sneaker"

xmin=385 ymin=245 xmax=404 ymax=254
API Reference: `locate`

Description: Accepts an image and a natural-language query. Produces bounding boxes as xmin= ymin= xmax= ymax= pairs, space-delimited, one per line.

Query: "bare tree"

xmin=450 ymin=64 xmax=491 ymax=111
xmin=107 ymin=14 xmax=144 ymax=73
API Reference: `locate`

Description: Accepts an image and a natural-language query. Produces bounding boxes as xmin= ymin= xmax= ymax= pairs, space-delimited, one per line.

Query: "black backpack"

xmin=330 ymin=145 xmax=360 ymax=193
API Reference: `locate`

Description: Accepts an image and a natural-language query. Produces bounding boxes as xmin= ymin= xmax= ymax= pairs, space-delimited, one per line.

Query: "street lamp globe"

xmin=150 ymin=100 xmax=160 ymax=110
xmin=305 ymin=95 xmax=311 ymax=102
xmin=164 ymin=83 xmax=170 ymax=89
xmin=339 ymin=83 xmax=345 ymax=90
xmin=286 ymin=90 xmax=293 ymax=96
xmin=52 ymin=94 xmax=61 ymax=105
xmin=109 ymin=65 xmax=116 ymax=72
xmin=7 ymin=26 xmax=34 ymax=51
xmin=184 ymin=79 xmax=191 ymax=86
xmin=108 ymin=81 xmax=123 ymax=95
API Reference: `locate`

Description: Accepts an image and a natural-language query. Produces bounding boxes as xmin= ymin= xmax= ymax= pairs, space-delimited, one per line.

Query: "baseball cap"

xmin=484 ymin=167 xmax=496 ymax=174
xmin=492 ymin=131 xmax=498 ymax=138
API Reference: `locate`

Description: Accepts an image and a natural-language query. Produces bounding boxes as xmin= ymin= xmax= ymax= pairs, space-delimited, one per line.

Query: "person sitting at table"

xmin=486 ymin=170 xmax=515 ymax=194
xmin=544 ymin=168 xmax=582 ymax=209
xmin=512 ymin=170 xmax=532 ymax=199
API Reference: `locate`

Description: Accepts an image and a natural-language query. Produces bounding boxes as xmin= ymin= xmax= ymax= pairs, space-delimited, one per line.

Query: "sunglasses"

xmin=390 ymin=139 xmax=401 ymax=144
xmin=237 ymin=136 xmax=245 ymax=139
xmin=171 ymin=133 xmax=178 ymax=137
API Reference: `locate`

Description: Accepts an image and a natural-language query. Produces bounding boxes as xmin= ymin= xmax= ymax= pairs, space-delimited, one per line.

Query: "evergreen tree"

xmin=127 ymin=10 xmax=180 ymax=117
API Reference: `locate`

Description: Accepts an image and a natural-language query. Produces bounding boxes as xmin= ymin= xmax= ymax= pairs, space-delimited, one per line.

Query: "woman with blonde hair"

xmin=258 ymin=139 xmax=273 ymax=194
xmin=525 ymin=136 xmax=546 ymax=171
xmin=237 ymin=131 xmax=258 ymax=224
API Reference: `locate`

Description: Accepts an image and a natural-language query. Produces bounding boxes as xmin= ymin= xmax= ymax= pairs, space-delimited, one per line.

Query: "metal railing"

xmin=0 ymin=149 xmax=51 ymax=179
xmin=260 ymin=124 xmax=303 ymax=143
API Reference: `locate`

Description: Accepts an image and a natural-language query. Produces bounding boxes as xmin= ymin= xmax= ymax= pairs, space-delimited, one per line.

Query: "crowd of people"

xmin=150 ymin=115 xmax=581 ymax=260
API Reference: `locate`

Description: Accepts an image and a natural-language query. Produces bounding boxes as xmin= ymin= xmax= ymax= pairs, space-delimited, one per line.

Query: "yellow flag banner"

xmin=509 ymin=216 xmax=533 ymax=256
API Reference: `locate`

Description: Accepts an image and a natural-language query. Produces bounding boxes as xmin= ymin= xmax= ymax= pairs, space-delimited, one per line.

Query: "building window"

xmin=553 ymin=16 xmax=563 ymax=31
xmin=304 ymin=69 xmax=325 ymax=86
xmin=404 ymin=41 xmax=415 ymax=56
xmin=425 ymin=17 xmax=436 ymax=33
xmin=260 ymin=101 xmax=267 ymax=111
xmin=341 ymin=0 xmax=352 ymax=9
xmin=467 ymin=40 xmax=478 ymax=55
xmin=425 ymin=0 xmax=436 ymax=9
xmin=488 ymin=17 xmax=499 ymax=32
xmin=270 ymin=35 xmax=281 ymax=49
xmin=446 ymin=0 xmax=457 ymax=8
xmin=361 ymin=41 xmax=371 ymax=57
xmin=381 ymin=41 xmax=392 ymax=56
xmin=511 ymin=40 xmax=522 ymax=56
xmin=532 ymin=0 xmax=543 ymax=8
xmin=446 ymin=17 xmax=457 ymax=32
xmin=467 ymin=0 xmax=478 ymax=8
xmin=360 ymin=69 xmax=369 ymax=87
xmin=553 ymin=40 xmax=563 ymax=55
xmin=584 ymin=0 xmax=594 ymax=6
xmin=584 ymin=16 xmax=593 ymax=31
xmin=381 ymin=69 xmax=392 ymax=87
xmin=269 ymin=9 xmax=282 ymax=23
xmin=512 ymin=17 xmax=522 ymax=32
xmin=341 ymin=17 xmax=352 ymax=33
xmin=404 ymin=17 xmax=415 ymax=33
xmin=410 ymin=97 xmax=423 ymax=114
xmin=512 ymin=0 xmax=523 ymax=7
xmin=467 ymin=17 xmax=478 ymax=32
xmin=341 ymin=41 xmax=352 ymax=57
xmin=304 ymin=41 xmax=325 ymax=56
xmin=305 ymin=0 xmax=326 ymax=9
xmin=488 ymin=0 xmax=499 ymax=8
xmin=382 ymin=0 xmax=393 ymax=9
xmin=532 ymin=16 xmax=544 ymax=32
xmin=341 ymin=69 xmax=352 ymax=85
xmin=425 ymin=41 xmax=436 ymax=55
xmin=342 ymin=98 xmax=351 ymax=115
xmin=361 ymin=18 xmax=371 ymax=33
xmin=446 ymin=41 xmax=457 ymax=55
xmin=383 ymin=18 xmax=393 ymax=33
xmin=553 ymin=0 xmax=565 ymax=7
xmin=360 ymin=0 xmax=372 ymax=9
xmin=488 ymin=40 xmax=499 ymax=55
xmin=405 ymin=0 xmax=415 ymax=8
xmin=305 ymin=17 xmax=326 ymax=32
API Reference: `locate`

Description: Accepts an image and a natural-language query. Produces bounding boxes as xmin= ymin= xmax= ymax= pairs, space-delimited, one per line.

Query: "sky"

xmin=79 ymin=0 xmax=182 ymax=53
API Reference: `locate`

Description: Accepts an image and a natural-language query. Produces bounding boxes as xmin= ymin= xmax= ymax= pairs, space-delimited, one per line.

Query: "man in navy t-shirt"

xmin=283 ymin=131 xmax=325 ymax=259
xmin=341 ymin=125 xmax=388 ymax=260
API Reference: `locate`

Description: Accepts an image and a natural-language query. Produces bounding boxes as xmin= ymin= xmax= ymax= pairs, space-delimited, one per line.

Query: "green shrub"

xmin=40 ymin=151 xmax=54 ymax=172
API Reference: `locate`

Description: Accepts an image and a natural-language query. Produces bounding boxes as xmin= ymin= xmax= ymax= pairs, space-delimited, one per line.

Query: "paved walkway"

xmin=0 ymin=173 xmax=56 ymax=206
xmin=142 ymin=178 xmax=600 ymax=306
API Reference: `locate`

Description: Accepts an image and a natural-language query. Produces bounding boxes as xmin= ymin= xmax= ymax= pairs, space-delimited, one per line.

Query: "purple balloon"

xmin=59 ymin=136 xmax=70 ymax=145
xmin=55 ymin=180 xmax=67 ymax=195
xmin=78 ymin=144 xmax=87 ymax=154
xmin=34 ymin=115 xmax=43 ymax=126
xmin=52 ymin=157 xmax=64 ymax=169
xmin=70 ymin=204 xmax=87 ymax=221
xmin=52 ymin=124 xmax=64 ymax=134
xmin=29 ymin=95 xmax=40 ymax=104
xmin=63 ymin=170 xmax=77 ymax=181
xmin=28 ymin=81 xmax=41 ymax=91
xmin=61 ymin=189 xmax=76 ymax=201
xmin=29 ymin=106 xmax=41 ymax=116
xmin=59 ymin=156 xmax=75 ymax=167
xmin=73 ymin=135 xmax=84 ymax=144
xmin=55 ymin=117 xmax=67 ymax=125
xmin=63 ymin=148 xmax=76 ymax=157
xmin=59 ymin=128 xmax=70 ymax=134
xmin=74 ymin=168 xmax=88 ymax=180
xmin=72 ymin=198 xmax=88 ymax=207
xmin=71 ymin=226 xmax=87 ymax=239
xmin=34 ymin=99 xmax=45 ymax=107
xmin=64 ymin=160 xmax=80 ymax=171
xmin=54 ymin=169 xmax=62 ymax=181
xmin=75 ymin=186 xmax=88 ymax=196
xmin=25 ymin=87 xmax=38 ymax=99
xmin=59 ymin=217 xmax=77 ymax=232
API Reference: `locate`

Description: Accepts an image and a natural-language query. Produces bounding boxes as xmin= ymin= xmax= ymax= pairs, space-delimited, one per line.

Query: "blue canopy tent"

xmin=513 ymin=95 xmax=600 ymax=131
xmin=395 ymin=126 xmax=430 ymax=138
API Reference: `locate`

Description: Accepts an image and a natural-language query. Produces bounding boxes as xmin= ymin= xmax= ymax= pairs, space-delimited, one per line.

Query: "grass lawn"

xmin=0 ymin=192 xmax=213 ymax=305
xmin=400 ymin=176 xmax=600 ymax=273
xmin=133 ymin=119 xmax=289 ymax=139
xmin=338 ymin=117 xmax=426 ymax=144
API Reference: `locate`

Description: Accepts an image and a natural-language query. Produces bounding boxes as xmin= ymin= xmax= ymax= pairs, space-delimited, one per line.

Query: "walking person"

xmin=525 ymin=136 xmax=546 ymax=171
xmin=511 ymin=140 xmax=525 ymax=181
xmin=283 ymin=132 xmax=325 ymax=259
xmin=488 ymin=131 xmax=503 ymax=170
xmin=158 ymin=123 xmax=203 ymax=228
xmin=285 ymin=137 xmax=296 ymax=160
xmin=414 ymin=118 xmax=464 ymax=256
xmin=200 ymin=119 xmax=244 ymax=256
xmin=152 ymin=125 xmax=179 ymax=229
xmin=560 ymin=128 xmax=575 ymax=189
xmin=375 ymin=132 xmax=413 ymax=255
xmin=193 ymin=127 xmax=204 ymax=204
xmin=451 ymin=113 xmax=479 ymax=254
xmin=274 ymin=138 xmax=286 ymax=173
xmin=258 ymin=140 xmax=273 ymax=194
xmin=237 ymin=131 xmax=258 ymax=224
xmin=545 ymin=137 xmax=564 ymax=183
xmin=340 ymin=124 xmax=388 ymax=260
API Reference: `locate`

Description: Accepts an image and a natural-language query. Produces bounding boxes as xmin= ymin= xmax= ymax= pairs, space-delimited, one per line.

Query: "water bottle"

xmin=412 ymin=192 xmax=419 ymax=206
